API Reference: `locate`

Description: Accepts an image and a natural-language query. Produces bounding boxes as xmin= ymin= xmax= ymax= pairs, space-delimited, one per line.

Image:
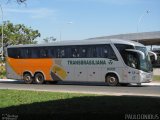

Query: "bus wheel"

xmin=106 ymin=74 xmax=119 ymax=86
xmin=34 ymin=73 xmax=45 ymax=84
xmin=23 ymin=73 xmax=33 ymax=84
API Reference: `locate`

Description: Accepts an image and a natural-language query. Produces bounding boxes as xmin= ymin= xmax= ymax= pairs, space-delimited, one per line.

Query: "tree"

xmin=16 ymin=0 xmax=26 ymax=3
xmin=7 ymin=0 xmax=27 ymax=4
xmin=0 ymin=21 xmax=41 ymax=46
xmin=43 ymin=36 xmax=56 ymax=43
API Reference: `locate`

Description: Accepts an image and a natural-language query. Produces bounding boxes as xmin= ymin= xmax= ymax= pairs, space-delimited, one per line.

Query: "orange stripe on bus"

xmin=7 ymin=57 xmax=54 ymax=80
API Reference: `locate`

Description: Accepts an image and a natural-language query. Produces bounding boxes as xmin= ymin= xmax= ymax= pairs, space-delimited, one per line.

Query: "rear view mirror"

xmin=148 ymin=51 xmax=157 ymax=61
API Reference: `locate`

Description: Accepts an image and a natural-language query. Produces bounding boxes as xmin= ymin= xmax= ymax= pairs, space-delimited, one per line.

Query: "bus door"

xmin=124 ymin=51 xmax=140 ymax=83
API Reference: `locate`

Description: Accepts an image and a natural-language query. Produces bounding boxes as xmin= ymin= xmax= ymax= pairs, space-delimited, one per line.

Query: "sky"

xmin=1 ymin=0 xmax=160 ymax=43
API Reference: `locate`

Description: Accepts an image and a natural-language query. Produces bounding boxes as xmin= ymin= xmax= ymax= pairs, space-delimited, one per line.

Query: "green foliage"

xmin=0 ymin=21 xmax=40 ymax=45
xmin=6 ymin=0 xmax=27 ymax=4
xmin=0 ymin=63 xmax=6 ymax=78
xmin=43 ymin=36 xmax=56 ymax=43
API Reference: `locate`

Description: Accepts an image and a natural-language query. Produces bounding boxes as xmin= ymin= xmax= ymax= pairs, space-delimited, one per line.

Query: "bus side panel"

xmin=6 ymin=57 xmax=22 ymax=80
xmin=63 ymin=66 xmax=75 ymax=81
xmin=74 ymin=66 xmax=88 ymax=81
xmin=61 ymin=59 xmax=104 ymax=82
xmin=88 ymin=67 xmax=102 ymax=82
xmin=6 ymin=57 xmax=54 ymax=81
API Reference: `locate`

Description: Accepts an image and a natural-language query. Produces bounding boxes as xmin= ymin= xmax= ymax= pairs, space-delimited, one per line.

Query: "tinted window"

xmin=20 ymin=48 xmax=31 ymax=58
xmin=87 ymin=46 xmax=96 ymax=58
xmin=115 ymin=44 xmax=134 ymax=52
xmin=76 ymin=44 xmax=118 ymax=60
xmin=48 ymin=47 xmax=56 ymax=58
xmin=56 ymin=47 xmax=68 ymax=58
xmin=115 ymin=44 xmax=135 ymax=65
xmin=39 ymin=48 xmax=48 ymax=58
xmin=7 ymin=44 xmax=118 ymax=60
xmin=103 ymin=45 xmax=118 ymax=60
xmin=31 ymin=48 xmax=39 ymax=58
xmin=71 ymin=47 xmax=80 ymax=58
xmin=79 ymin=46 xmax=87 ymax=58
xmin=8 ymin=48 xmax=20 ymax=58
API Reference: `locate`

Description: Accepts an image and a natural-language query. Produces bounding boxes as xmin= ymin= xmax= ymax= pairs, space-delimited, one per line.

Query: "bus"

xmin=5 ymin=39 xmax=157 ymax=86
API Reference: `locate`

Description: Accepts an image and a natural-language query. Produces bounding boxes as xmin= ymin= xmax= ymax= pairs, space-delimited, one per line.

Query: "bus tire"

xmin=34 ymin=73 xmax=45 ymax=84
xmin=23 ymin=73 xmax=33 ymax=84
xmin=105 ymin=74 xmax=119 ymax=86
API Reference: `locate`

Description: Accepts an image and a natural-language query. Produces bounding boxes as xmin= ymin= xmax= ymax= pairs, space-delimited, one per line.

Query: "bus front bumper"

xmin=140 ymin=72 xmax=153 ymax=83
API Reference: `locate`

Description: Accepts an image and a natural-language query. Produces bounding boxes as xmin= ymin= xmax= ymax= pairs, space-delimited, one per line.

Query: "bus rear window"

xmin=7 ymin=48 xmax=20 ymax=58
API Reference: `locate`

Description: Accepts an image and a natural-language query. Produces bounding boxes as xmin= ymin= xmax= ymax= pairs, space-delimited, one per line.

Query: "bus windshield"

xmin=135 ymin=46 xmax=153 ymax=72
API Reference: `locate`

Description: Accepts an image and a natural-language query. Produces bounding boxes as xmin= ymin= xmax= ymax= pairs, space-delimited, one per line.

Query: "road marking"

xmin=142 ymin=82 xmax=160 ymax=86
xmin=0 ymin=79 xmax=17 ymax=82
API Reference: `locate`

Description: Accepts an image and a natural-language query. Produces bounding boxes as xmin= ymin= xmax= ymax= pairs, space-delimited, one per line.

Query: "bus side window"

xmin=56 ymin=48 xmax=60 ymax=58
xmin=79 ymin=47 xmax=87 ymax=58
xmin=71 ymin=47 xmax=79 ymax=58
xmin=87 ymin=46 xmax=96 ymax=58
xmin=8 ymin=48 xmax=19 ymax=58
xmin=61 ymin=49 xmax=65 ymax=58
xmin=48 ymin=47 xmax=55 ymax=58
xmin=96 ymin=46 xmax=103 ymax=58
xmin=92 ymin=47 xmax=97 ymax=57
xmin=64 ymin=46 xmax=70 ymax=58
xmin=20 ymin=48 xmax=31 ymax=58
xmin=39 ymin=48 xmax=48 ymax=58
xmin=103 ymin=45 xmax=118 ymax=61
xmin=104 ymin=46 xmax=108 ymax=58
xmin=15 ymin=49 xmax=20 ymax=59
xmin=31 ymin=48 xmax=39 ymax=58
xmin=56 ymin=47 xmax=66 ymax=58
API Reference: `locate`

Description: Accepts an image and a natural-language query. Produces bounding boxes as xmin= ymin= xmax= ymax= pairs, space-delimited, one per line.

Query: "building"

xmin=88 ymin=31 xmax=160 ymax=47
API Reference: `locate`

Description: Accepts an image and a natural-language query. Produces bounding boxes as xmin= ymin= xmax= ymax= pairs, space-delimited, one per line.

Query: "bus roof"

xmin=7 ymin=39 xmax=144 ymax=48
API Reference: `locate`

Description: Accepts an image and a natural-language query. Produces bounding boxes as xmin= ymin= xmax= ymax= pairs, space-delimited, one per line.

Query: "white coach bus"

xmin=6 ymin=39 xmax=157 ymax=86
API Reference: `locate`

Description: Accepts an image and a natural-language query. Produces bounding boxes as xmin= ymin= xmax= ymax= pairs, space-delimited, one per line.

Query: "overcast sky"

xmin=1 ymin=0 xmax=160 ymax=43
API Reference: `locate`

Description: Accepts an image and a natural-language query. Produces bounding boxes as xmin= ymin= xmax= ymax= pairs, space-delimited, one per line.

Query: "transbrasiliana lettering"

xmin=68 ymin=60 xmax=106 ymax=65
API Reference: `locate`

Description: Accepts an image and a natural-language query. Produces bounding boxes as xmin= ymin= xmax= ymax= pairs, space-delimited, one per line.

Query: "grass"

xmin=0 ymin=89 xmax=160 ymax=120
xmin=153 ymin=75 xmax=160 ymax=81
xmin=0 ymin=89 xmax=91 ymax=108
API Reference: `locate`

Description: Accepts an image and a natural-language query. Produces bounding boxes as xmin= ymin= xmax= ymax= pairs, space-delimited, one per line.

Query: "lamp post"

xmin=0 ymin=5 xmax=4 ymax=61
xmin=137 ymin=10 xmax=150 ymax=42
xmin=60 ymin=21 xmax=72 ymax=41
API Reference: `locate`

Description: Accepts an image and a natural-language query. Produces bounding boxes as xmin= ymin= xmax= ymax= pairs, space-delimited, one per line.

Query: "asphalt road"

xmin=0 ymin=79 xmax=160 ymax=97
